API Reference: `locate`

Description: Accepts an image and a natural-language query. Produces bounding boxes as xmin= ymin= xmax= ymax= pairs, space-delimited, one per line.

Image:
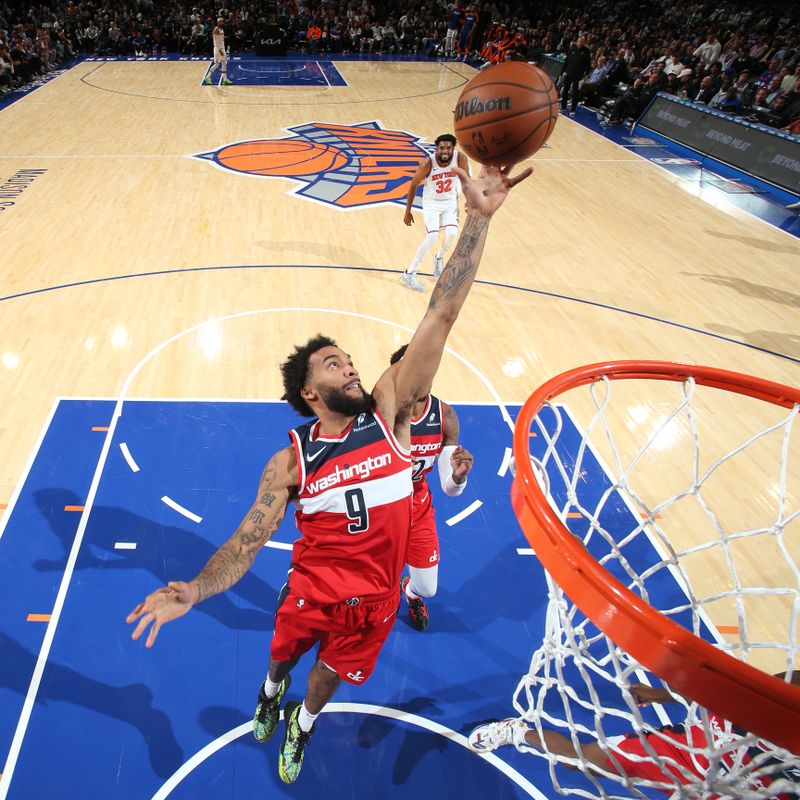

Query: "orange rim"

xmin=512 ymin=360 xmax=800 ymax=754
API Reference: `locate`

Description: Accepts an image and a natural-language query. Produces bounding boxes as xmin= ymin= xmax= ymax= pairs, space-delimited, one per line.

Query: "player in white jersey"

xmin=203 ymin=18 xmax=232 ymax=85
xmin=401 ymin=133 xmax=470 ymax=292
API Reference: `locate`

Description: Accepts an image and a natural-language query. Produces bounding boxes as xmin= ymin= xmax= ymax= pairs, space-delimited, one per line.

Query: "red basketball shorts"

xmin=407 ymin=492 xmax=440 ymax=568
xmin=270 ymin=586 xmax=400 ymax=685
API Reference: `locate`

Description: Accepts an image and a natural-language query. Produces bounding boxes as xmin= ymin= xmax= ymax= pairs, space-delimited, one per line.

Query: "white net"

xmin=512 ymin=372 xmax=800 ymax=799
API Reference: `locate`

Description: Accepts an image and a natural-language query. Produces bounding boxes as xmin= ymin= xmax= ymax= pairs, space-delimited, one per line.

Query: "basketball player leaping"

xmin=468 ymin=673 xmax=800 ymax=797
xmin=203 ymin=17 xmax=232 ymax=85
xmin=401 ymin=133 xmax=470 ymax=293
xmin=127 ymin=163 xmax=531 ymax=784
xmin=389 ymin=344 xmax=474 ymax=631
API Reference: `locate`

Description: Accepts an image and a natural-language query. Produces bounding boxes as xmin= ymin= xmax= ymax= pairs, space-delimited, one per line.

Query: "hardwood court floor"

xmin=0 ymin=58 xmax=798 ymax=795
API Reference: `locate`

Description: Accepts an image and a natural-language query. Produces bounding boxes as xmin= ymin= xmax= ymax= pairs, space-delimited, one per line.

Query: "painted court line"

xmin=497 ymin=446 xmax=513 ymax=477
xmin=516 ymin=548 xmax=536 ymax=556
xmin=114 ymin=542 xmax=137 ymax=550
xmin=445 ymin=499 xmax=483 ymax=527
xmin=161 ymin=495 xmax=203 ymax=524
xmin=265 ymin=540 xmax=293 ymax=551
xmin=26 ymin=614 xmax=51 ymax=623
xmin=150 ymin=703 xmax=547 ymax=800
xmin=119 ymin=442 xmax=140 ymax=472
xmin=0 ymin=395 xmax=124 ymax=799
xmin=64 ymin=505 xmax=84 ymax=512
xmin=0 ymin=398 xmax=60 ymax=542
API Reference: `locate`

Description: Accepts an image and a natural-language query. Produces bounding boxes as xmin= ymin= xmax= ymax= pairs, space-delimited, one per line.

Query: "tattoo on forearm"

xmin=259 ymin=491 xmax=276 ymax=507
xmin=194 ymin=494 xmax=287 ymax=602
xmin=428 ymin=215 xmax=488 ymax=311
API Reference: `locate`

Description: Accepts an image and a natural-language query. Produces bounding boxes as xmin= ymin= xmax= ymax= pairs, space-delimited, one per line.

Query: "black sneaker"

xmin=252 ymin=673 xmax=291 ymax=742
xmin=278 ymin=701 xmax=315 ymax=784
xmin=401 ymin=576 xmax=429 ymax=631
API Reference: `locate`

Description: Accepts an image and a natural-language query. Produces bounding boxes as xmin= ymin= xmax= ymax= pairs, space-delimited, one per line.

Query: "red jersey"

xmin=612 ymin=712 xmax=800 ymax=799
xmin=409 ymin=395 xmax=445 ymax=506
xmin=288 ymin=407 xmax=412 ymax=604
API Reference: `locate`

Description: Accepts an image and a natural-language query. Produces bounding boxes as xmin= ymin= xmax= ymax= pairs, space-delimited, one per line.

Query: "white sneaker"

xmin=433 ymin=254 xmax=444 ymax=278
xmin=400 ymin=272 xmax=425 ymax=292
xmin=468 ymin=718 xmax=526 ymax=753
xmin=787 ymin=201 xmax=800 ymax=211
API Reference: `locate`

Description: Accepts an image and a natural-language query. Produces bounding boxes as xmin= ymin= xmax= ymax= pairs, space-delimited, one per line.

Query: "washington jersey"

xmin=613 ymin=712 xmax=800 ymax=799
xmin=422 ymin=150 xmax=462 ymax=205
xmin=409 ymin=395 xmax=445 ymax=501
xmin=288 ymin=408 xmax=412 ymax=604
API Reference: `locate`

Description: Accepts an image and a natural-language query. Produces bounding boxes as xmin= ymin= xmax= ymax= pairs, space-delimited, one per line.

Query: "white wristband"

xmin=438 ymin=444 xmax=467 ymax=496
xmin=444 ymin=474 xmax=466 ymax=496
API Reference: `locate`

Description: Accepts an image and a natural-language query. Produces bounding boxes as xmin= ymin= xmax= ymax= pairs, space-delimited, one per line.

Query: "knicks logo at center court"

xmin=194 ymin=121 xmax=431 ymax=211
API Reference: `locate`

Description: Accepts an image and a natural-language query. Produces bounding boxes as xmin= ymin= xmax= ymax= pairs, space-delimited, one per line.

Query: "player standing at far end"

xmin=401 ymin=134 xmax=470 ymax=293
xmin=203 ymin=17 xmax=232 ymax=85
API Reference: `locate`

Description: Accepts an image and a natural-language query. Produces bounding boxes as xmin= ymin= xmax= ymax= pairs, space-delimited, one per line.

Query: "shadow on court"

xmin=0 ymin=630 xmax=184 ymax=778
xmin=32 ymin=488 xmax=278 ymax=633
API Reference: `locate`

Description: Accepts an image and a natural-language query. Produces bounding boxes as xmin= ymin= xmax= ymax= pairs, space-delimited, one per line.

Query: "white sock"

xmin=513 ymin=721 xmax=530 ymax=747
xmin=262 ymin=676 xmax=281 ymax=698
xmin=404 ymin=579 xmax=420 ymax=600
xmin=297 ymin=701 xmax=319 ymax=732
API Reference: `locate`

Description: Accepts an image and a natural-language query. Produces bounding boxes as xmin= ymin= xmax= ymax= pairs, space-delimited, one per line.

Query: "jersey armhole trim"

xmin=373 ymin=408 xmax=412 ymax=461
xmin=288 ymin=429 xmax=307 ymax=494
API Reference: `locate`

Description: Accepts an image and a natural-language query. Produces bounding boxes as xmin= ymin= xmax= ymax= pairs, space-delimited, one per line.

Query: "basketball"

xmin=453 ymin=62 xmax=559 ymax=166
xmin=216 ymin=139 xmax=349 ymax=176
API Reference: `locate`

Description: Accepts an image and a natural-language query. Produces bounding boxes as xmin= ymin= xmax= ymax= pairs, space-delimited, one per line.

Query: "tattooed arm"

xmin=374 ymin=165 xmax=533 ymax=439
xmin=127 ymin=445 xmax=297 ymax=647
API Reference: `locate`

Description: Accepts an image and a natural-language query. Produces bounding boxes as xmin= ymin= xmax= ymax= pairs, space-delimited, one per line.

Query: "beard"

xmin=437 ymin=151 xmax=453 ymax=164
xmin=318 ymin=384 xmax=373 ymax=416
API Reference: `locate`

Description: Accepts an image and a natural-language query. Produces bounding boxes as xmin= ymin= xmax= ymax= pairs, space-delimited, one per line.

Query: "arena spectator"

xmin=694 ymin=31 xmax=722 ymax=69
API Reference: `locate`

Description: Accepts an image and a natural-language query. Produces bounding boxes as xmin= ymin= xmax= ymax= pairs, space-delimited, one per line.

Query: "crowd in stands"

xmin=1 ymin=0 xmax=798 ymax=134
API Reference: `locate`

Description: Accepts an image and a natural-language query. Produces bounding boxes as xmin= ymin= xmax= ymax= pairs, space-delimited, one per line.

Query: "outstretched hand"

xmin=630 ymin=684 xmax=674 ymax=707
xmin=453 ymin=164 xmax=533 ymax=219
xmin=127 ymin=581 xmax=197 ymax=648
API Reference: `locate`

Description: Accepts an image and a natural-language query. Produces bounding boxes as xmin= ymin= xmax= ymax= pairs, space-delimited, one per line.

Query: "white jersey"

xmin=422 ymin=150 xmax=461 ymax=206
xmin=212 ymin=27 xmax=225 ymax=54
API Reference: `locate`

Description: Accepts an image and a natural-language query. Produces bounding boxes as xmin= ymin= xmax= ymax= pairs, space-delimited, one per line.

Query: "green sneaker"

xmin=222 ymin=77 xmax=232 ymax=85
xmin=252 ymin=673 xmax=291 ymax=742
xmin=202 ymin=75 xmax=211 ymax=85
xmin=278 ymin=701 xmax=315 ymax=784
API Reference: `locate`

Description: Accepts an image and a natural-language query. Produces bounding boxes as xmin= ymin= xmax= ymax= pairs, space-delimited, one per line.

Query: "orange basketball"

xmin=217 ymin=139 xmax=349 ymax=176
xmin=453 ymin=62 xmax=559 ymax=166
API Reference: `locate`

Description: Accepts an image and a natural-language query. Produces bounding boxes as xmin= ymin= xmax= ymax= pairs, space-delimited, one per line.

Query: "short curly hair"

xmin=434 ymin=133 xmax=457 ymax=147
xmin=280 ymin=334 xmax=338 ymax=417
xmin=389 ymin=343 xmax=409 ymax=365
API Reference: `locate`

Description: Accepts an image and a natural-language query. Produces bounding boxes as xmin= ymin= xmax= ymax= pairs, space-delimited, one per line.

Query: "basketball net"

xmin=510 ymin=362 xmax=800 ymax=799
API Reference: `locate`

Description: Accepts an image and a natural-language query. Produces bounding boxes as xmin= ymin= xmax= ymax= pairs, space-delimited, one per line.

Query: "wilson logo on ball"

xmin=454 ymin=95 xmax=512 ymax=121
xmin=453 ymin=62 xmax=559 ymax=166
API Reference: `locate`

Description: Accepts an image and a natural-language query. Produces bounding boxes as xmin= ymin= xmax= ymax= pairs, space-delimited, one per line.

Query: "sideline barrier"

xmin=636 ymin=93 xmax=800 ymax=193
